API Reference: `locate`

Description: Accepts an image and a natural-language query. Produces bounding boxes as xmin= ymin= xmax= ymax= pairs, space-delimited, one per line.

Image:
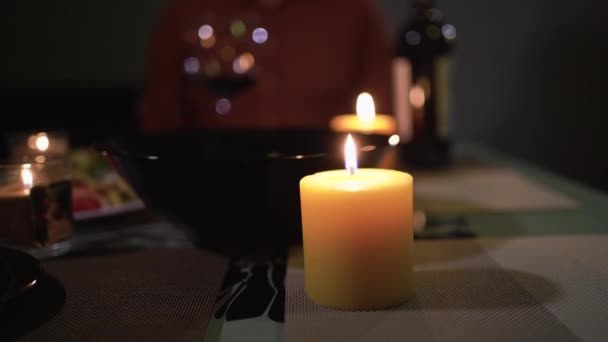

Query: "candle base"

xmin=305 ymin=278 xmax=414 ymax=311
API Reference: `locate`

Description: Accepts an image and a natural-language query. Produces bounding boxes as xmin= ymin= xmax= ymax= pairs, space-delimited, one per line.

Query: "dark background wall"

xmin=1 ymin=0 xmax=607 ymax=192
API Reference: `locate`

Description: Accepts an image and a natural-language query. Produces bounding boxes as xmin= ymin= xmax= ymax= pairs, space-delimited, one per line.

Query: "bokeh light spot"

xmin=426 ymin=25 xmax=441 ymax=40
xmin=204 ymin=60 xmax=221 ymax=77
xmin=230 ymin=20 xmax=246 ymax=37
xmin=201 ymin=35 xmax=216 ymax=48
xmin=232 ymin=52 xmax=255 ymax=74
xmin=198 ymin=24 xmax=214 ymax=40
xmin=252 ymin=27 xmax=268 ymax=44
xmin=442 ymin=24 xmax=456 ymax=40
xmin=406 ymin=31 xmax=421 ymax=45
xmin=215 ymin=98 xmax=232 ymax=115
xmin=388 ymin=134 xmax=400 ymax=146
xmin=184 ymin=57 xmax=200 ymax=74
xmin=220 ymin=45 xmax=236 ymax=61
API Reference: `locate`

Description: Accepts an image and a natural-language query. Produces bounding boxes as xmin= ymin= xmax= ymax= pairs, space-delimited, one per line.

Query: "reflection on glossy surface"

xmin=389 ymin=134 xmax=400 ymax=146
xmin=221 ymin=45 xmax=236 ymax=61
xmin=359 ymin=145 xmax=376 ymax=153
xmin=0 ymin=274 xmax=65 ymax=340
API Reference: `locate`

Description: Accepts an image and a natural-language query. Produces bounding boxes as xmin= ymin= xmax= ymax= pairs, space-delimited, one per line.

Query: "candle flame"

xmin=35 ymin=133 xmax=49 ymax=152
xmin=356 ymin=92 xmax=375 ymax=126
xmin=21 ymin=164 xmax=33 ymax=190
xmin=344 ymin=134 xmax=357 ymax=175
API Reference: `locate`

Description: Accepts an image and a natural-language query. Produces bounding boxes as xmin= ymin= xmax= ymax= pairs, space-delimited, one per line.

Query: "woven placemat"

xmin=286 ymin=239 xmax=580 ymax=342
xmin=5 ymin=248 xmax=228 ymax=341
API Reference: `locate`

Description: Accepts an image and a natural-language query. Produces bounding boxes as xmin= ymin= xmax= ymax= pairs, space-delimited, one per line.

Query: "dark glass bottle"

xmin=392 ymin=0 xmax=456 ymax=168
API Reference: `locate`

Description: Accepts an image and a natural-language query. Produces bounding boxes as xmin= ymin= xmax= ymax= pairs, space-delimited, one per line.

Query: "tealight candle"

xmin=0 ymin=162 xmax=73 ymax=247
xmin=0 ymin=165 xmax=36 ymax=244
xmin=299 ymin=134 xmax=413 ymax=310
xmin=329 ymin=92 xmax=398 ymax=136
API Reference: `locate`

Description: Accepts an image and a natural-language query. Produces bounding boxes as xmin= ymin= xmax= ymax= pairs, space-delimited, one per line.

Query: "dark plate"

xmin=0 ymin=247 xmax=41 ymax=304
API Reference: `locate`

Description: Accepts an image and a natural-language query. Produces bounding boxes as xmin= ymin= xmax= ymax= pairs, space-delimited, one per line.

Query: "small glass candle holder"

xmin=7 ymin=130 xmax=70 ymax=163
xmin=0 ymin=158 xmax=74 ymax=256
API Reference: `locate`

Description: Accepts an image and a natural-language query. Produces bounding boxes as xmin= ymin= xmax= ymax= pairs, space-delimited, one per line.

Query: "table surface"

xmin=4 ymin=142 xmax=608 ymax=342
xmin=447 ymin=143 xmax=608 ymax=238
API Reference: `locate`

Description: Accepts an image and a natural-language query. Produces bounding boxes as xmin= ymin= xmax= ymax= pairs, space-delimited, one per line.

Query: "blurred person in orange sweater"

xmin=138 ymin=0 xmax=394 ymax=132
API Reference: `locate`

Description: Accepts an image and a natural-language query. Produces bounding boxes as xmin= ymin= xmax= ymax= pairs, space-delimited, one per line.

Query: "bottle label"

xmin=392 ymin=57 xmax=413 ymax=143
xmin=434 ymin=56 xmax=451 ymax=139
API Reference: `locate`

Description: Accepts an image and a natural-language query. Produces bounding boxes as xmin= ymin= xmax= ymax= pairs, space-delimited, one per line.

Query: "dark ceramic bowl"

xmin=98 ymin=128 xmax=393 ymax=251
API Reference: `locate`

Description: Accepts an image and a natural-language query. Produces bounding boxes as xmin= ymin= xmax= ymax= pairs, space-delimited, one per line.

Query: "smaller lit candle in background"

xmin=0 ymin=163 xmax=37 ymax=244
xmin=20 ymin=131 xmax=69 ymax=164
xmin=329 ymin=92 xmax=398 ymax=136
xmin=0 ymin=160 xmax=73 ymax=246
xmin=0 ymin=164 xmax=35 ymax=196
xmin=299 ymin=134 xmax=413 ymax=310
xmin=27 ymin=132 xmax=50 ymax=164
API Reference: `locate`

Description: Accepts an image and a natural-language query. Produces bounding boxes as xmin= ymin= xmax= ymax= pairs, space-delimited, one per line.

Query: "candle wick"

xmin=347 ymin=166 xmax=356 ymax=176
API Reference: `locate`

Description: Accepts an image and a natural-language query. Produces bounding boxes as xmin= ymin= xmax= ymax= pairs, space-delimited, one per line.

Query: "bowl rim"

xmin=93 ymin=128 xmax=390 ymax=162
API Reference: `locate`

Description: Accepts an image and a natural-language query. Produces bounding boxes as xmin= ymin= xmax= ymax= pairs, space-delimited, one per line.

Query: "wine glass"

xmin=182 ymin=9 xmax=270 ymax=115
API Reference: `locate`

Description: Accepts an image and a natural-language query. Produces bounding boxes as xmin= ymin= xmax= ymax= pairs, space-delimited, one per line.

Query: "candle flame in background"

xmin=35 ymin=133 xmax=50 ymax=152
xmin=356 ymin=92 xmax=375 ymax=126
xmin=344 ymin=134 xmax=357 ymax=175
xmin=28 ymin=132 xmax=50 ymax=152
xmin=21 ymin=164 xmax=33 ymax=190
